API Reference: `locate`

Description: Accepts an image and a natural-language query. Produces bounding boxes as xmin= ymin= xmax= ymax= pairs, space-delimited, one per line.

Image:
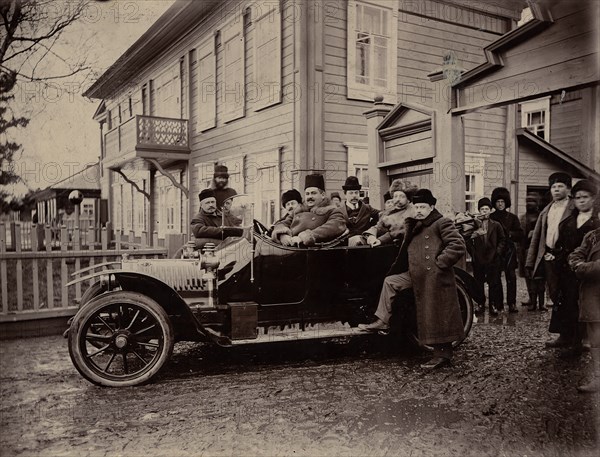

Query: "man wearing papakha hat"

xmin=271 ymin=189 xmax=303 ymax=227
xmin=359 ymin=188 xmax=466 ymax=370
xmin=271 ymin=174 xmax=346 ymax=247
xmin=489 ymin=186 xmax=524 ymax=313
xmin=190 ymin=189 xmax=244 ymax=244
xmin=526 ymin=172 xmax=576 ymax=348
xmin=210 ymin=164 xmax=238 ymax=209
xmin=339 ymin=176 xmax=380 ymax=246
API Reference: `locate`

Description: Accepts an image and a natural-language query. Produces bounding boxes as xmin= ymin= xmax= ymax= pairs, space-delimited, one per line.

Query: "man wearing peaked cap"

xmin=526 ymin=171 xmax=576 ymax=349
xmin=340 ymin=176 xmax=379 ymax=246
xmin=190 ymin=188 xmax=244 ymax=245
xmin=271 ymin=174 xmax=346 ymax=247
xmin=359 ymin=188 xmax=466 ymax=370
xmin=210 ymin=164 xmax=237 ymax=209
xmin=489 ymin=187 xmax=524 ymax=313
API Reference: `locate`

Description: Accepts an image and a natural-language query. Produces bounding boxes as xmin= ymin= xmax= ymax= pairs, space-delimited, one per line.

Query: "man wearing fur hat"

xmin=526 ymin=172 xmax=576 ymax=348
xmin=210 ymin=164 xmax=238 ymax=209
xmin=364 ymin=179 xmax=417 ymax=246
xmin=490 ymin=187 xmax=524 ymax=313
xmin=359 ymin=189 xmax=466 ymax=369
xmin=271 ymin=174 xmax=346 ymax=247
xmin=191 ymin=189 xmax=245 ymax=242
xmin=466 ymin=198 xmax=506 ymax=315
xmin=339 ymin=176 xmax=379 ymax=246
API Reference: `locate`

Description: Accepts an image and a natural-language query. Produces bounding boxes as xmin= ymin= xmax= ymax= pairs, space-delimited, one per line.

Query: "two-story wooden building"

xmin=84 ymin=0 xmax=598 ymax=239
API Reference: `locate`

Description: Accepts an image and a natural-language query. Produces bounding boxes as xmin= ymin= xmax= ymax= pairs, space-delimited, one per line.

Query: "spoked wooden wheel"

xmin=408 ymin=281 xmax=474 ymax=351
xmin=68 ymin=291 xmax=174 ymax=387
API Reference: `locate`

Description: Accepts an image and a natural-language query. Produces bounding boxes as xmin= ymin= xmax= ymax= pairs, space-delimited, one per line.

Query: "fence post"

xmin=101 ymin=226 xmax=108 ymax=265
xmin=61 ymin=225 xmax=68 ymax=308
xmin=0 ymin=222 xmax=7 ymax=314
xmin=129 ymin=230 xmax=135 ymax=250
xmin=31 ymin=224 xmax=40 ymax=310
xmin=87 ymin=225 xmax=96 ymax=287
xmin=45 ymin=225 xmax=54 ymax=309
xmin=14 ymin=222 xmax=24 ymax=311
xmin=74 ymin=226 xmax=81 ymax=302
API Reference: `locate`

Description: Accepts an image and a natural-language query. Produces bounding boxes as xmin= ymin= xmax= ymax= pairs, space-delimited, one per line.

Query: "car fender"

xmin=453 ymin=266 xmax=484 ymax=306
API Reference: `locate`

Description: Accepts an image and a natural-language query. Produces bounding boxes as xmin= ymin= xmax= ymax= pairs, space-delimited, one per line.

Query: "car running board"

xmin=206 ymin=324 xmax=373 ymax=346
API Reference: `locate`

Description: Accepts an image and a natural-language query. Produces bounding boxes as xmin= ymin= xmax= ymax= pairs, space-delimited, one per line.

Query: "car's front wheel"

xmin=68 ymin=291 xmax=174 ymax=387
xmin=408 ymin=281 xmax=474 ymax=351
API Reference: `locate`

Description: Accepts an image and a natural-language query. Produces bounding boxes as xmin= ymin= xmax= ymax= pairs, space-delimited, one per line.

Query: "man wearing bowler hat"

xmin=211 ymin=164 xmax=238 ymax=209
xmin=359 ymin=188 xmax=466 ymax=370
xmin=271 ymin=174 xmax=346 ymax=247
xmin=191 ymin=189 xmax=244 ymax=243
xmin=340 ymin=176 xmax=379 ymax=246
xmin=526 ymin=172 xmax=575 ymax=348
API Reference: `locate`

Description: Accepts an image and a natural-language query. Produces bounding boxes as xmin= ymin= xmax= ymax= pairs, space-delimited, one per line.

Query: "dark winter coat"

xmin=388 ymin=209 xmax=466 ymax=345
xmin=466 ymin=218 xmax=506 ymax=266
xmin=190 ymin=209 xmax=244 ymax=239
xmin=518 ymin=211 xmax=540 ymax=277
xmin=554 ymin=210 xmax=600 ymax=272
xmin=526 ymin=199 xmax=575 ymax=276
xmin=271 ymin=198 xmax=346 ymax=246
xmin=490 ymin=210 xmax=523 ymax=270
xmin=339 ymin=201 xmax=379 ymax=238
xmin=569 ymin=229 xmax=600 ymax=322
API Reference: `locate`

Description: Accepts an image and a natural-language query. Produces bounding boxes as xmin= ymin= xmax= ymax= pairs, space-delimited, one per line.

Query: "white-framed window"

xmin=197 ymin=37 xmax=217 ymax=131
xmin=111 ymin=182 xmax=123 ymax=231
xmin=344 ymin=142 xmax=370 ymax=199
xmin=347 ymin=0 xmax=398 ymax=104
xmin=520 ymin=96 xmax=550 ymax=141
xmin=156 ymin=172 xmax=182 ymax=238
xmin=253 ymin=1 xmax=281 ymax=111
xmin=222 ymin=18 xmax=245 ymax=122
xmin=250 ymin=149 xmax=281 ymax=225
xmin=465 ymin=154 xmax=486 ymax=213
xmin=155 ymin=62 xmax=181 ymax=119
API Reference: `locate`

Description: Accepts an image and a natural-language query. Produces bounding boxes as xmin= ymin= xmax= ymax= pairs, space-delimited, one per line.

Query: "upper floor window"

xmin=520 ymin=96 xmax=550 ymax=141
xmin=344 ymin=142 xmax=369 ymax=199
xmin=252 ymin=1 xmax=281 ymax=111
xmin=347 ymin=1 xmax=398 ymax=104
xmin=222 ymin=18 xmax=245 ymax=122
xmin=197 ymin=36 xmax=217 ymax=132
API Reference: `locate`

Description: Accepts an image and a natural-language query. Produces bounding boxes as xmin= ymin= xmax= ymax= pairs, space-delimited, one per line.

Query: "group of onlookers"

xmin=190 ymin=165 xmax=599 ymax=387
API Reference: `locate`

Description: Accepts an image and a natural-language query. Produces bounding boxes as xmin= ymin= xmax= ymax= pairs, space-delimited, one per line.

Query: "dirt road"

xmin=1 ymin=309 xmax=598 ymax=457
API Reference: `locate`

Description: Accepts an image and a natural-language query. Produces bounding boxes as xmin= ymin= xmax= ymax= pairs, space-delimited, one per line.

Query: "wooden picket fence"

xmin=0 ymin=222 xmax=186 ymax=326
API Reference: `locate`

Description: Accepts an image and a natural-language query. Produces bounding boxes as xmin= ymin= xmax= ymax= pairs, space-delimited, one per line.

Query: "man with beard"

xmin=489 ymin=187 xmax=524 ymax=313
xmin=364 ymin=179 xmax=417 ymax=246
xmin=271 ymin=174 xmax=346 ymax=247
xmin=190 ymin=189 xmax=244 ymax=242
xmin=359 ymin=189 xmax=466 ymax=369
xmin=526 ymin=172 xmax=575 ymax=348
xmin=339 ymin=176 xmax=379 ymax=246
xmin=211 ymin=165 xmax=237 ymax=209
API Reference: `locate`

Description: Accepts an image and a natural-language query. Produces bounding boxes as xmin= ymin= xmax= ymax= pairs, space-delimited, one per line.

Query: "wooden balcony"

xmin=104 ymin=115 xmax=190 ymax=170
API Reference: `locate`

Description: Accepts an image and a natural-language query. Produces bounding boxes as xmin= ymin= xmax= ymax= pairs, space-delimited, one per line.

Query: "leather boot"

xmin=578 ymin=348 xmax=600 ymax=393
xmin=508 ymin=303 xmax=518 ymax=313
xmin=538 ymin=292 xmax=547 ymax=311
xmin=489 ymin=304 xmax=499 ymax=316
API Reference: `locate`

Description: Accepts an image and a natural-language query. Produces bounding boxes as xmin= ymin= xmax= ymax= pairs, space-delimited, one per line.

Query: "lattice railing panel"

xmin=136 ymin=116 xmax=189 ymax=149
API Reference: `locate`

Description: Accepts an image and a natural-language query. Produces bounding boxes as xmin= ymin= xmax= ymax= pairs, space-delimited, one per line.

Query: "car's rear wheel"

xmin=408 ymin=281 xmax=474 ymax=351
xmin=68 ymin=291 xmax=174 ymax=387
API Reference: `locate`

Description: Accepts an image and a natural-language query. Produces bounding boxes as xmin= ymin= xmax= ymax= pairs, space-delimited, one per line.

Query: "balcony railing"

xmin=104 ymin=115 xmax=190 ymax=164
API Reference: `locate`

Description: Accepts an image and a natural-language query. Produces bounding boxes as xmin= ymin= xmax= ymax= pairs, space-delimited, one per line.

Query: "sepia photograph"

xmin=1 ymin=0 xmax=599 ymax=455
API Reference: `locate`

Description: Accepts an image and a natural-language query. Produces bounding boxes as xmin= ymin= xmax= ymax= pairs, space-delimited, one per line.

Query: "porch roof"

xmin=516 ymin=128 xmax=600 ymax=183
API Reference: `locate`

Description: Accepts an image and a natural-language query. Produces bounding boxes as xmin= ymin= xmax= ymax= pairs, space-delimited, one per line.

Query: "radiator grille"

xmin=121 ymin=259 xmax=204 ymax=291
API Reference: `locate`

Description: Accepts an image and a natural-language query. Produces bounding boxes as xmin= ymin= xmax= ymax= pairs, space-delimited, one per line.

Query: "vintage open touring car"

xmin=65 ymin=197 xmax=479 ymax=387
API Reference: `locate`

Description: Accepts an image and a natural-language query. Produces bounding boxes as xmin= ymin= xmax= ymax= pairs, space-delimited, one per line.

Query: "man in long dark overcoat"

xmin=359 ymin=189 xmax=466 ymax=369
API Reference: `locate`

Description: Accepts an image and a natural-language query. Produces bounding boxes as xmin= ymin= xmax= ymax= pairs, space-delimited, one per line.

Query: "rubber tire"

xmin=79 ymin=282 xmax=107 ymax=306
xmin=408 ymin=281 xmax=474 ymax=351
xmin=68 ymin=291 xmax=174 ymax=387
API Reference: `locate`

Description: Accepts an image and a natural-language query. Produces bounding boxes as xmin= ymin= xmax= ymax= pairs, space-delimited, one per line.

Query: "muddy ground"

xmin=1 ymin=295 xmax=599 ymax=456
